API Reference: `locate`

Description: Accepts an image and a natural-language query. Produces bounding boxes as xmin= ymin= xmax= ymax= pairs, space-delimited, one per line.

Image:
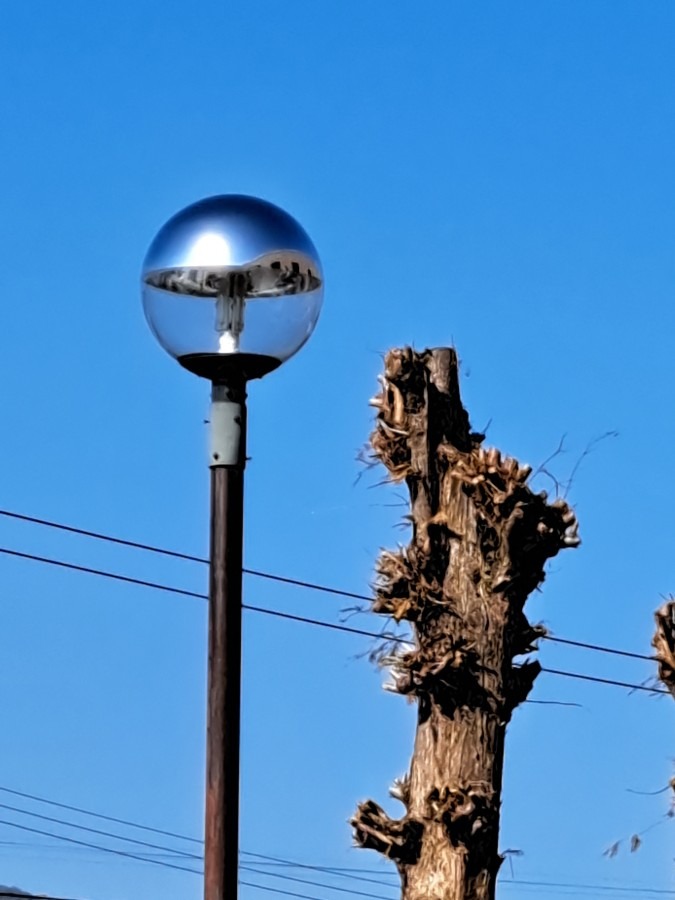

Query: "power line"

xmin=0 ymin=786 xmax=201 ymax=846
xmin=0 ymin=545 xmax=668 ymax=695
xmin=242 ymin=852 xmax=396 ymax=888
xmin=241 ymin=852 xmax=675 ymax=897
xmin=0 ymin=511 xmax=667 ymax=896
xmin=0 ymin=509 xmax=365 ymax=602
xmin=500 ymin=878 xmax=675 ymax=896
xmin=0 ymin=807 xmax=388 ymax=898
xmin=247 ymin=862 xmax=675 ymax=898
xmin=0 ymin=894 xmax=89 ymax=900
xmin=244 ymin=604 xmax=397 ymax=642
xmin=257 ymin=856 xmax=675 ymax=896
xmin=542 ymin=668 xmax=667 ymax=694
xmin=0 ymin=509 xmax=207 ymax=564
xmin=0 ymin=544 xmax=391 ymax=640
xmin=0 ymin=508 xmax=655 ymax=662
xmin=0 ymin=801 xmax=199 ymax=861
xmin=0 ymin=819 xmax=201 ymax=875
xmin=0 ymin=790 xmax=390 ymax=888
xmin=219 ymin=601 xmax=672 ymax=695
xmin=0 ymin=790 xmax=672 ymax=898
xmin=0 ymin=547 xmax=205 ymax=601
xmin=251 ymin=861 xmax=675 ymax=897
xmin=543 ymin=634 xmax=654 ymax=662
xmin=240 ymin=882 xmax=326 ymax=900
xmin=240 ymin=866 xmax=394 ymax=900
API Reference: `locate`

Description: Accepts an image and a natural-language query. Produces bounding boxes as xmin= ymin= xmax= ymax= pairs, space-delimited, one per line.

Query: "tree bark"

xmin=351 ymin=348 xmax=580 ymax=900
xmin=653 ymin=600 xmax=675 ymax=700
xmin=652 ymin=600 xmax=675 ymax=804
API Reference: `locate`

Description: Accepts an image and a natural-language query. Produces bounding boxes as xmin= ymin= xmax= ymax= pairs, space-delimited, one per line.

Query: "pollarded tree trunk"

xmin=653 ymin=600 xmax=675 ymax=699
xmin=351 ymin=348 xmax=580 ymax=900
xmin=652 ymin=601 xmax=675 ymax=803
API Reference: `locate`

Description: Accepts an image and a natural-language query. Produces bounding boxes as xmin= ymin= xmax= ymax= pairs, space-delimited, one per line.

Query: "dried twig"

xmin=563 ymin=430 xmax=619 ymax=498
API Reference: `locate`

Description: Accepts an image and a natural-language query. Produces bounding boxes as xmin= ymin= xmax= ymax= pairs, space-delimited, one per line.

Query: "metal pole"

xmin=204 ymin=379 xmax=247 ymax=900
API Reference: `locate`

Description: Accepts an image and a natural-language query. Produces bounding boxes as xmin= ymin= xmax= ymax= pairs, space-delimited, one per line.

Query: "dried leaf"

xmin=603 ymin=841 xmax=620 ymax=859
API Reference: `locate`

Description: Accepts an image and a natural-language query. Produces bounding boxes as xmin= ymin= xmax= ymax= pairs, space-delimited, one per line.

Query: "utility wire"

xmin=0 ymin=786 xmax=200 ymax=847
xmin=245 ymin=862 xmax=675 ymax=898
xmin=0 ymin=509 xmax=364 ymax=602
xmin=0 ymin=793 xmax=672 ymax=898
xmin=0 ymin=510 xmax=208 ymax=564
xmin=0 ymin=547 xmax=204 ymax=601
xmin=0 ymin=786 xmax=201 ymax=845
xmin=247 ymin=861 xmax=675 ymax=896
xmin=542 ymin=635 xmax=653 ymax=662
xmin=0 ymin=545 xmax=668 ymax=695
xmin=499 ymin=879 xmax=675 ymax=896
xmin=0 ymin=895 xmax=88 ymax=900
xmin=0 ymin=810 xmax=389 ymax=897
xmin=542 ymin=668 xmax=667 ymax=694
xmin=0 ymin=801 xmax=199 ymax=860
xmin=242 ymin=853 xmax=675 ymax=896
xmin=240 ymin=882 xmax=326 ymax=900
xmin=240 ymin=866 xmax=393 ymax=900
xmin=0 ymin=791 xmax=390 ymax=887
xmin=242 ymin=852 xmax=396 ymax=888
xmin=0 ymin=509 xmax=666 ymax=896
xmin=0 ymin=508 xmax=655 ymax=662
xmin=0 ymin=819 xmax=201 ymax=875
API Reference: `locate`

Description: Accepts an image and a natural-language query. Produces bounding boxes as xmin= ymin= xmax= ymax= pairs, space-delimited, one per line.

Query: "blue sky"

xmin=0 ymin=1 xmax=673 ymax=898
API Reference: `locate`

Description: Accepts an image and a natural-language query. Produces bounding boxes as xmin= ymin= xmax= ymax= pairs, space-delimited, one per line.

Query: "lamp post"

xmin=141 ymin=195 xmax=324 ymax=900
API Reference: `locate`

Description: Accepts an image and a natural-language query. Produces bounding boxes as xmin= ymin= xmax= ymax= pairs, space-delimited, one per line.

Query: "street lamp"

xmin=142 ymin=194 xmax=323 ymax=900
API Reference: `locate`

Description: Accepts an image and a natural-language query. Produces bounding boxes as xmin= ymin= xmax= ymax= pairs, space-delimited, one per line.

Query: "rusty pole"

xmin=204 ymin=379 xmax=247 ymax=900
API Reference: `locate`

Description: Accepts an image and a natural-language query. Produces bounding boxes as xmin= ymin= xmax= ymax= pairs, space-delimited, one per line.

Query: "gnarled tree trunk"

xmin=653 ymin=600 xmax=675 ymax=699
xmin=351 ymin=348 xmax=579 ymax=900
xmin=652 ymin=600 xmax=675 ymax=803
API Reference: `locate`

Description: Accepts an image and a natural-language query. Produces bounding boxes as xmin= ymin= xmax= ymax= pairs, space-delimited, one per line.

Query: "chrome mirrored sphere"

xmin=142 ymin=195 xmax=323 ymax=381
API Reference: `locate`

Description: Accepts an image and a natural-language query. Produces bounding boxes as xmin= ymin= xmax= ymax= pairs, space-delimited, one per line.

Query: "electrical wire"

xmin=499 ymin=878 xmax=675 ymax=896
xmin=0 ymin=545 xmax=668 ymax=695
xmin=241 ymin=852 xmax=675 ymax=896
xmin=0 ymin=792 xmax=394 ymax=888
xmin=0 ymin=508 xmax=656 ymax=662
xmin=0 ymin=547 xmax=205 ymax=601
xmin=0 ymin=510 xmax=668 ymax=895
xmin=0 ymin=802 xmax=199 ymax=860
xmin=0 ymin=819 xmax=201 ymax=875
xmin=543 ymin=634 xmax=653 ymax=662
xmin=541 ymin=668 xmax=667 ymax=694
xmin=240 ymin=882 xmax=325 ymax=900
xmin=0 ymin=786 xmax=201 ymax=846
xmin=242 ymin=852 xmax=396 ymax=888
xmin=248 ymin=861 xmax=675 ymax=896
xmin=240 ymin=865 xmax=394 ymax=900
xmin=0 ymin=509 xmax=208 ymax=564
xmin=0 ymin=894 xmax=88 ymax=900
xmin=0 ymin=794 xmax=672 ymax=898
xmin=0 ymin=509 xmax=364 ymax=602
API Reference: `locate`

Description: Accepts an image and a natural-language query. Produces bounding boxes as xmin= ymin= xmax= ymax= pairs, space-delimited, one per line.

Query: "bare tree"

xmin=351 ymin=347 xmax=579 ymax=900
